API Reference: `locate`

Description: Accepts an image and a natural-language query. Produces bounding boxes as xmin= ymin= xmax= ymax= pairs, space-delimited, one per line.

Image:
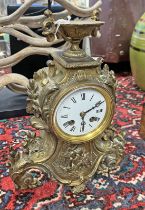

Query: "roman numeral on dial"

xmin=71 ymin=97 xmax=77 ymax=103
xmin=61 ymin=115 xmax=68 ymax=118
xmin=90 ymin=94 xmax=94 ymax=101
xmin=96 ymin=109 xmax=103 ymax=113
xmin=63 ymin=106 xmax=71 ymax=109
xmin=81 ymin=93 xmax=85 ymax=100
xmin=95 ymin=117 xmax=100 ymax=122
xmin=90 ymin=117 xmax=100 ymax=122
xmin=63 ymin=120 xmax=75 ymax=128
xmin=70 ymin=126 xmax=76 ymax=132
xmin=63 ymin=122 xmax=70 ymax=128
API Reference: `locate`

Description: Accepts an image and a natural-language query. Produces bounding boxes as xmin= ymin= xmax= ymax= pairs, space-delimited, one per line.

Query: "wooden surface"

xmin=140 ymin=104 xmax=145 ymax=139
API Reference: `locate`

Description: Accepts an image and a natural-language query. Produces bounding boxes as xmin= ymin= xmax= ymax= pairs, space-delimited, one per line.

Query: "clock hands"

xmin=80 ymin=100 xmax=104 ymax=117
xmin=62 ymin=101 xmax=104 ymax=133
xmin=80 ymin=100 xmax=104 ymax=132
xmin=80 ymin=115 xmax=86 ymax=132
xmin=84 ymin=100 xmax=104 ymax=114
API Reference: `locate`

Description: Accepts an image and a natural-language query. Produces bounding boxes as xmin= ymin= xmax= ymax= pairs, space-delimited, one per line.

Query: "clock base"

xmin=10 ymin=126 xmax=125 ymax=191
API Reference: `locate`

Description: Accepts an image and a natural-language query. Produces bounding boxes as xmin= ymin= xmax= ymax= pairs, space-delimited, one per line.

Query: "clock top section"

xmin=53 ymin=50 xmax=99 ymax=69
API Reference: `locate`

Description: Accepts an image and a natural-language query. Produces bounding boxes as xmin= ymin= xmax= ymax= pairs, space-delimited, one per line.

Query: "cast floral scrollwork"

xmin=95 ymin=127 xmax=125 ymax=173
xmin=42 ymin=9 xmax=57 ymax=42
xmin=9 ymin=130 xmax=56 ymax=189
xmin=26 ymin=65 xmax=59 ymax=129
xmin=98 ymin=64 xmax=117 ymax=90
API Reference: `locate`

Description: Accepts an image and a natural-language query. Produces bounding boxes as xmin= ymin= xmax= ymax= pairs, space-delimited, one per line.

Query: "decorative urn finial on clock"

xmin=0 ymin=0 xmax=125 ymax=193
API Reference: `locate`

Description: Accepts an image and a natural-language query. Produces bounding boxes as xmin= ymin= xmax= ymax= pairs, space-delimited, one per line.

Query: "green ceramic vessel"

xmin=130 ymin=13 xmax=145 ymax=91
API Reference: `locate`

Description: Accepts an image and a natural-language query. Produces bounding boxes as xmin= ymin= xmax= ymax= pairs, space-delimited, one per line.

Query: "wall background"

xmin=89 ymin=0 xmax=145 ymax=62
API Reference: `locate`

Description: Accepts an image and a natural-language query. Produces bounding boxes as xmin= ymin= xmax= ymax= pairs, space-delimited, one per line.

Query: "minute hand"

xmin=84 ymin=100 xmax=104 ymax=114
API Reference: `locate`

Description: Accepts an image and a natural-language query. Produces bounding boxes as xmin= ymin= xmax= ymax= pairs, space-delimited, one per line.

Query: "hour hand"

xmin=80 ymin=120 xmax=86 ymax=132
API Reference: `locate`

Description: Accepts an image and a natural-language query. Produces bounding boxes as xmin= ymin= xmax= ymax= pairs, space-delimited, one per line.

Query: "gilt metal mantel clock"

xmin=0 ymin=0 xmax=125 ymax=193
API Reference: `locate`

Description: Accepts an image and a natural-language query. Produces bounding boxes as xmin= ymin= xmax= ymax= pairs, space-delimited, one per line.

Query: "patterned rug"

xmin=0 ymin=75 xmax=145 ymax=210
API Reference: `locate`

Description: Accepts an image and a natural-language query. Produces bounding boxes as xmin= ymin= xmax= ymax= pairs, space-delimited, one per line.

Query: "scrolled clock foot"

xmin=98 ymin=153 xmax=119 ymax=173
xmin=95 ymin=127 xmax=125 ymax=173
xmin=9 ymin=130 xmax=54 ymax=190
xmin=10 ymin=164 xmax=50 ymax=190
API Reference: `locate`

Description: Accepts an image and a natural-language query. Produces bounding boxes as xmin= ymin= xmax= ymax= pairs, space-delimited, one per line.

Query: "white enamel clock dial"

xmin=54 ymin=86 xmax=107 ymax=136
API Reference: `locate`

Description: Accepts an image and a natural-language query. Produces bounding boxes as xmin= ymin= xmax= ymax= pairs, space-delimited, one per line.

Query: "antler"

xmin=0 ymin=46 xmax=59 ymax=92
xmin=0 ymin=0 xmax=102 ymax=26
xmin=0 ymin=46 xmax=58 ymax=68
xmin=0 ymin=0 xmax=37 ymax=25
xmin=11 ymin=24 xmax=43 ymax=38
xmin=0 ymin=0 xmax=102 ymax=86
xmin=18 ymin=10 xmax=69 ymax=29
xmin=0 ymin=26 xmax=63 ymax=47
xmin=57 ymin=0 xmax=102 ymax=17
xmin=0 ymin=73 xmax=29 ymax=89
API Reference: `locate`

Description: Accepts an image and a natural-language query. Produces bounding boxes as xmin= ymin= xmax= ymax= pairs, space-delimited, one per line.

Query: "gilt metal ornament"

xmin=0 ymin=0 xmax=125 ymax=193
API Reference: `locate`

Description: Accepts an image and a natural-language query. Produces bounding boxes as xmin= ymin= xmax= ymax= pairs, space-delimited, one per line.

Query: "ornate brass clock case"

xmin=7 ymin=7 xmax=125 ymax=193
xmin=10 ymin=53 xmax=125 ymax=194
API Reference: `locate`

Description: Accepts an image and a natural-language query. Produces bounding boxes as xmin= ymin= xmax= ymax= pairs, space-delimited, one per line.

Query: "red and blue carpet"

xmin=0 ymin=75 xmax=145 ymax=210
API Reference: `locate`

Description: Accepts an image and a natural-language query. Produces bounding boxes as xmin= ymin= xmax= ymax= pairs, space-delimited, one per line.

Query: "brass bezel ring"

xmin=50 ymin=82 xmax=115 ymax=143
